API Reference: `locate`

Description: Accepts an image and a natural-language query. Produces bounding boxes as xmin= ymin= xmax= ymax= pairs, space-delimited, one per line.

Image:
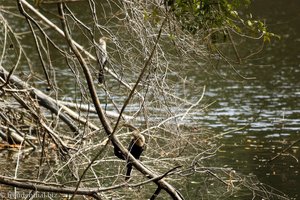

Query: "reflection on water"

xmin=0 ymin=0 xmax=299 ymax=199
xmin=200 ymin=0 xmax=300 ymax=199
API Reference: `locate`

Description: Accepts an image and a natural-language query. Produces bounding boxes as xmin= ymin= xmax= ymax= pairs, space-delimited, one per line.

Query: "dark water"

xmin=1 ymin=1 xmax=299 ymax=199
xmin=204 ymin=1 xmax=300 ymax=199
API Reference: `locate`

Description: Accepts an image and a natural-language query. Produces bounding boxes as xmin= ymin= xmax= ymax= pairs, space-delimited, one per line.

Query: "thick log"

xmin=0 ymin=175 xmax=100 ymax=200
xmin=0 ymin=65 xmax=98 ymax=133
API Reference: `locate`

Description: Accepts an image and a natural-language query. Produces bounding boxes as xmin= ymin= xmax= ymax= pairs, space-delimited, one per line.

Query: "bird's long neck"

xmin=132 ymin=131 xmax=145 ymax=147
xmin=99 ymin=38 xmax=107 ymax=52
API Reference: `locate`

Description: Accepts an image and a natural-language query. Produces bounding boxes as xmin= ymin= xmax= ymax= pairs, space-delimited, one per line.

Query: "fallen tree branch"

xmin=0 ymin=65 xmax=98 ymax=133
xmin=0 ymin=114 xmax=36 ymax=148
xmin=58 ymin=100 xmax=133 ymax=121
xmin=58 ymin=3 xmax=184 ymax=199
xmin=0 ymin=175 xmax=101 ymax=200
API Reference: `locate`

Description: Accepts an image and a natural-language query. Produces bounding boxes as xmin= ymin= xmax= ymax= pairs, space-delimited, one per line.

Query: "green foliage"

xmin=164 ymin=0 xmax=273 ymax=41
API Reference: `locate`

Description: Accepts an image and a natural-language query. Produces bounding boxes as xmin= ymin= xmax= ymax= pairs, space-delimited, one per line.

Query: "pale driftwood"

xmin=10 ymin=92 xmax=71 ymax=153
xmin=0 ymin=124 xmax=36 ymax=147
xmin=0 ymin=65 xmax=100 ymax=133
xmin=58 ymin=100 xmax=134 ymax=121
xmin=0 ymin=106 xmax=36 ymax=148
xmin=55 ymin=102 xmax=100 ymax=131
xmin=0 ymin=67 xmax=78 ymax=133
xmin=0 ymin=129 xmax=24 ymax=145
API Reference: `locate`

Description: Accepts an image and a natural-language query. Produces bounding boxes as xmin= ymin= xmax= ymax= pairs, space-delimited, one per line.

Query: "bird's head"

xmin=99 ymin=37 xmax=107 ymax=51
xmin=99 ymin=36 xmax=111 ymax=50
xmin=132 ymin=131 xmax=145 ymax=147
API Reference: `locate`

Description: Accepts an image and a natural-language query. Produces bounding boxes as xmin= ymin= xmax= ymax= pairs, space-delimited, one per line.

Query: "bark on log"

xmin=0 ymin=175 xmax=101 ymax=200
xmin=0 ymin=65 xmax=98 ymax=133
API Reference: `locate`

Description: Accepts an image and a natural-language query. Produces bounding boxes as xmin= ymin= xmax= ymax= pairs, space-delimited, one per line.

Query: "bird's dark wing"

xmin=98 ymin=58 xmax=107 ymax=84
xmin=113 ymin=143 xmax=125 ymax=160
xmin=96 ymin=44 xmax=107 ymax=84
xmin=125 ymin=140 xmax=145 ymax=180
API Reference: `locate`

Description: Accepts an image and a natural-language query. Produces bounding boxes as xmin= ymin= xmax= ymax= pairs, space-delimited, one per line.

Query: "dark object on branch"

xmin=96 ymin=37 xmax=108 ymax=84
xmin=125 ymin=131 xmax=146 ymax=181
xmin=114 ymin=143 xmax=125 ymax=160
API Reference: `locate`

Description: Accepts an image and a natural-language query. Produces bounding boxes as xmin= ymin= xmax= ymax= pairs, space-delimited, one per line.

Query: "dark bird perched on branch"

xmin=96 ymin=37 xmax=108 ymax=84
xmin=125 ymin=131 xmax=146 ymax=181
xmin=112 ymin=130 xmax=146 ymax=180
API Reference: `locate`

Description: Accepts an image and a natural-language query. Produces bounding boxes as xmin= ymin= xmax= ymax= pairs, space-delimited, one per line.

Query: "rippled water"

xmin=202 ymin=1 xmax=300 ymax=199
xmin=0 ymin=0 xmax=299 ymax=199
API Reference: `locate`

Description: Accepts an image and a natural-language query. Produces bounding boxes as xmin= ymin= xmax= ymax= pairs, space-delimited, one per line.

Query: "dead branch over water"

xmin=0 ymin=1 xmax=288 ymax=200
